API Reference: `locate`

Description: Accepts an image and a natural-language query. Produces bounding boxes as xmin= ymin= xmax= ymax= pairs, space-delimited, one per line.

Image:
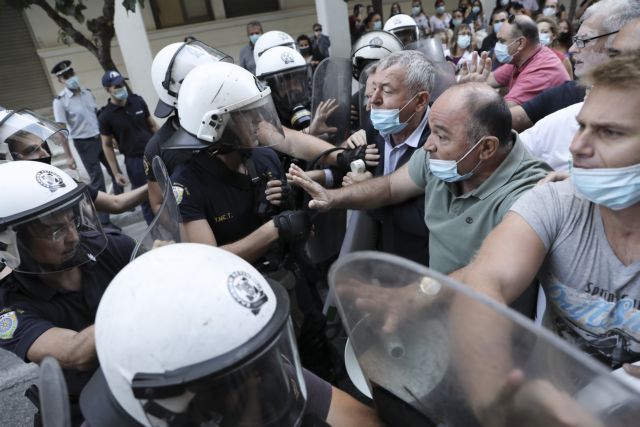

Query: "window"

xmin=223 ymin=0 xmax=279 ymax=18
xmin=150 ymin=0 xmax=214 ymax=29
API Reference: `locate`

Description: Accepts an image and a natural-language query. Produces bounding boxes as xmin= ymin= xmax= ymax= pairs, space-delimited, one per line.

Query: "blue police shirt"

xmin=172 ymin=148 xmax=282 ymax=246
xmin=0 ymin=233 xmax=135 ymax=396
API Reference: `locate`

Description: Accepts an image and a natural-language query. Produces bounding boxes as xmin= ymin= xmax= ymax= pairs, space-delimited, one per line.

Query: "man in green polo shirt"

xmin=290 ymin=82 xmax=550 ymax=301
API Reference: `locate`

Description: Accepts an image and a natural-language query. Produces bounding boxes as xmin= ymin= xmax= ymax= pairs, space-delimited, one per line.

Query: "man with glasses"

xmin=99 ymin=70 xmax=158 ymax=224
xmin=459 ymin=14 xmax=569 ymax=107
xmin=0 ymin=160 xmax=135 ymax=425
xmin=511 ymin=0 xmax=640 ymax=132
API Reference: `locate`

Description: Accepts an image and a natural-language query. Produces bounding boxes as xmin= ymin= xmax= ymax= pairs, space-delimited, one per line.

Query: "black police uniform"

xmin=142 ymin=115 xmax=195 ymax=182
xmin=171 ymin=147 xmax=282 ymax=246
xmin=0 ymin=233 xmax=135 ymax=397
xmin=368 ymin=124 xmax=430 ymax=266
xmin=98 ymin=94 xmax=154 ymax=223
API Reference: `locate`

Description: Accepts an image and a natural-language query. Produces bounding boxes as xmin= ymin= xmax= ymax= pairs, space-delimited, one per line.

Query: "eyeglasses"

xmin=572 ymin=30 xmax=619 ymax=48
xmin=32 ymin=217 xmax=82 ymax=241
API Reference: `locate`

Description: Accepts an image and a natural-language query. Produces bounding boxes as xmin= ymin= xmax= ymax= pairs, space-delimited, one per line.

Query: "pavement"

xmin=0 ymin=144 xmax=149 ymax=426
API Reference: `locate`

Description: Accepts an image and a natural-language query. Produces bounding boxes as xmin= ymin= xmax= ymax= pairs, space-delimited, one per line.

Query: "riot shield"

xmin=38 ymin=356 xmax=71 ymax=427
xmin=358 ymin=62 xmax=376 ymax=133
xmin=311 ymin=57 xmax=352 ymax=145
xmin=405 ymin=39 xmax=456 ymax=104
xmin=130 ymin=156 xmax=183 ymax=260
xmin=330 ymin=252 xmax=640 ymax=427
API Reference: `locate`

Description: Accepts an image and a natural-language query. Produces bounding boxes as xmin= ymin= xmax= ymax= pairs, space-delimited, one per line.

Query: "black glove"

xmin=336 ymin=145 xmax=367 ymax=173
xmin=273 ymin=210 xmax=311 ymax=244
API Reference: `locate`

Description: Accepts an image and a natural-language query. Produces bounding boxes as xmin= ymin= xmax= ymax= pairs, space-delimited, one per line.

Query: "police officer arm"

xmin=289 ymin=162 xmax=423 ymax=211
xmin=183 ymin=219 xmax=279 ymax=264
xmin=52 ymin=102 xmax=77 ymax=170
xmin=327 ymin=385 xmax=385 ymax=427
xmin=100 ymin=134 xmax=128 ymax=186
xmin=148 ymin=180 xmax=164 ymax=214
xmin=93 ymin=184 xmax=148 ymax=214
xmin=146 ymin=116 xmax=159 ymax=134
xmin=27 ymin=325 xmax=96 ymax=371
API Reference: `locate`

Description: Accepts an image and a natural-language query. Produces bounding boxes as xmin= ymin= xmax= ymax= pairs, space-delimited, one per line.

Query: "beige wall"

xmin=25 ymin=1 xmax=318 ymax=108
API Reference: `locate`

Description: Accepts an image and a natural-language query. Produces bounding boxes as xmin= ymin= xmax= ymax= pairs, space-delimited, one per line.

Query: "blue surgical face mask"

xmin=412 ymin=6 xmax=422 ymax=15
xmin=571 ymin=161 xmax=640 ymax=210
xmin=494 ymin=39 xmax=518 ymax=63
xmin=539 ymin=32 xmax=552 ymax=46
xmin=112 ymin=87 xmax=128 ymax=101
xmin=373 ymin=20 xmax=382 ymax=31
xmin=457 ymin=34 xmax=471 ymax=49
xmin=493 ymin=22 xmax=503 ymax=34
xmin=64 ymin=76 xmax=80 ymax=91
xmin=452 ymin=18 xmax=463 ymax=27
xmin=436 ymin=6 xmax=446 ymax=13
xmin=472 ymin=6 xmax=481 ymax=13
xmin=249 ymin=34 xmax=260 ymax=44
xmin=428 ymin=137 xmax=485 ymax=182
xmin=370 ymin=94 xmax=419 ymax=137
xmin=543 ymin=7 xmax=556 ymax=16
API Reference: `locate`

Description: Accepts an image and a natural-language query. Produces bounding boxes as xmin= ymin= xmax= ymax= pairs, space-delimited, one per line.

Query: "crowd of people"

xmin=1 ymin=0 xmax=640 ymax=425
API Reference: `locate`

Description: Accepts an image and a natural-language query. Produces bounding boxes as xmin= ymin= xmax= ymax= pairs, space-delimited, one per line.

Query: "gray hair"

xmin=369 ymin=50 xmax=435 ymax=95
xmin=583 ymin=0 xmax=640 ymax=47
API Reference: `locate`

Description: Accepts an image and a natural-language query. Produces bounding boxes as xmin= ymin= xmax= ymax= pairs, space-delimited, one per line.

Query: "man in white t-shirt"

xmin=453 ymin=53 xmax=640 ymax=423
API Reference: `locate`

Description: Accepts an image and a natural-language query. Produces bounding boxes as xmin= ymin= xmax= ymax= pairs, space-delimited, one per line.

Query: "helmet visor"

xmin=0 ymin=110 xmax=67 ymax=161
xmin=228 ymin=94 xmax=284 ymax=149
xmin=262 ymin=66 xmax=312 ymax=130
xmin=136 ymin=320 xmax=306 ymax=427
xmin=390 ymin=27 xmax=420 ymax=46
xmin=1 ymin=189 xmax=108 ymax=274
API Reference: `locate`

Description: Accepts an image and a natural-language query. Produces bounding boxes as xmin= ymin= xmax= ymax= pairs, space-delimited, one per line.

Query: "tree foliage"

xmin=5 ymin=0 xmax=144 ymax=72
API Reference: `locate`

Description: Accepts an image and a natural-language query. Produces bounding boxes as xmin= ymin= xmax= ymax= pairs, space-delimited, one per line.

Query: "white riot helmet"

xmin=256 ymin=47 xmax=312 ymax=131
xmin=351 ymin=31 xmax=404 ymax=79
xmin=0 ymin=108 xmax=68 ymax=164
xmin=81 ymin=243 xmax=307 ymax=427
xmin=253 ymin=31 xmax=297 ymax=64
xmin=0 ymin=161 xmax=107 ymax=274
xmin=151 ymin=37 xmax=233 ymax=118
xmin=163 ymin=62 xmax=283 ymax=151
xmin=383 ymin=14 xmax=420 ymax=46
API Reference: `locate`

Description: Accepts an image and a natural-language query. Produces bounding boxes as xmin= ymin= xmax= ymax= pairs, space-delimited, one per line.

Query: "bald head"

xmin=609 ymin=17 xmax=640 ymax=57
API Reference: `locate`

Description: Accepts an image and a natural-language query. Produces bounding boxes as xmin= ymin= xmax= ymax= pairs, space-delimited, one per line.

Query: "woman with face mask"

xmin=411 ymin=0 xmax=432 ymax=37
xmin=364 ymin=12 xmax=384 ymax=32
xmin=536 ymin=17 xmax=574 ymax=79
xmin=430 ymin=0 xmax=451 ymax=33
xmin=447 ymin=24 xmax=476 ymax=68
xmin=296 ymin=34 xmax=320 ymax=71
xmin=449 ymin=9 xmax=465 ymax=30
xmin=470 ymin=0 xmax=486 ymax=31
xmin=390 ymin=2 xmax=402 ymax=17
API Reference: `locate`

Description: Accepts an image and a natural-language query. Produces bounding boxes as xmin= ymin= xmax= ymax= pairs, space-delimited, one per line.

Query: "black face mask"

xmin=557 ymin=32 xmax=571 ymax=44
xmin=299 ymin=47 xmax=311 ymax=56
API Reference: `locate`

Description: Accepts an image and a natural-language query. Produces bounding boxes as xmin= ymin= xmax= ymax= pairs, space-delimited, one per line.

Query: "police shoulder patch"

xmin=0 ymin=311 xmax=18 ymax=340
xmin=172 ymin=184 xmax=187 ymax=205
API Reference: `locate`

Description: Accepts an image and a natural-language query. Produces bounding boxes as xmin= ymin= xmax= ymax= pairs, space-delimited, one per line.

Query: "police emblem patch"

xmin=370 ymin=37 xmax=383 ymax=46
xmin=281 ymin=52 xmax=295 ymax=65
xmin=172 ymin=185 xmax=185 ymax=205
xmin=0 ymin=311 xmax=18 ymax=340
xmin=227 ymin=271 xmax=268 ymax=315
xmin=35 ymin=170 xmax=66 ymax=193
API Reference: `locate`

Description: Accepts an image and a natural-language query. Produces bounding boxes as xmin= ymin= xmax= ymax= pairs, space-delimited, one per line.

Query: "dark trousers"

xmin=73 ymin=136 xmax=109 ymax=224
xmin=124 ymin=155 xmax=153 ymax=224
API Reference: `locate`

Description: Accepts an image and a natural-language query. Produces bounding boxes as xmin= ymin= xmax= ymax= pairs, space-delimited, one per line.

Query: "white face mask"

xmin=539 ymin=32 xmax=552 ymax=46
xmin=457 ymin=34 xmax=472 ymax=49
xmin=543 ymin=6 xmax=556 ymax=16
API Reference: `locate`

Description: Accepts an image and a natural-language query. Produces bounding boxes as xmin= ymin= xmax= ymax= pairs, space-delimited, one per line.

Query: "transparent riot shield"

xmin=130 ymin=156 xmax=183 ymax=260
xmin=358 ymin=62 xmax=376 ymax=133
xmin=405 ymin=39 xmax=456 ymax=104
xmin=311 ymin=57 xmax=352 ymax=144
xmin=330 ymin=252 xmax=640 ymax=427
xmin=38 ymin=356 xmax=71 ymax=427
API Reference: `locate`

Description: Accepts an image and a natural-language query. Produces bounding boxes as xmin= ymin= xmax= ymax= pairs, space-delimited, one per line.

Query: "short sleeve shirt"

xmin=521 ymin=80 xmax=586 ymax=124
xmin=510 ymin=180 xmax=640 ymax=368
xmin=142 ymin=117 xmax=194 ymax=182
xmin=172 ymin=148 xmax=282 ymax=246
xmin=52 ymin=88 xmax=100 ymax=139
xmin=98 ymin=95 xmax=153 ymax=158
xmin=407 ymin=134 xmax=551 ymax=274
xmin=0 ymin=233 xmax=135 ymax=396
xmin=493 ymin=46 xmax=570 ymax=105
